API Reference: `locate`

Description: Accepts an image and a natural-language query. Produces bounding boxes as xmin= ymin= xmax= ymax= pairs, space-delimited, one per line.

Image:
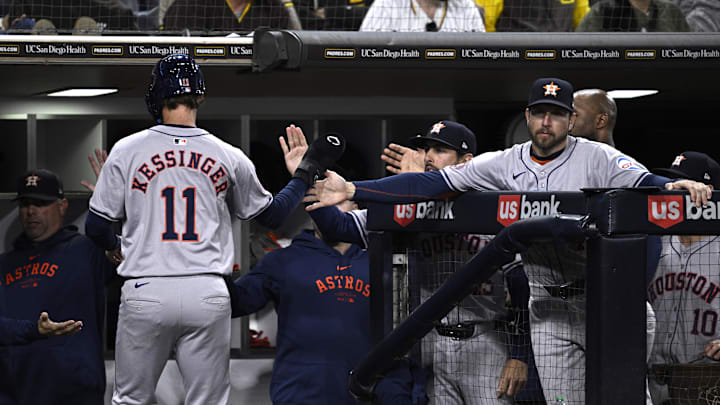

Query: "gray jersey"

xmin=440 ymin=136 xmax=650 ymax=294
xmin=440 ymin=136 xmax=649 ymax=193
xmin=90 ymin=125 xmax=272 ymax=278
xmin=350 ymin=208 xmax=510 ymax=321
xmin=420 ymin=233 xmax=510 ymax=323
xmin=649 ymin=236 xmax=720 ymax=364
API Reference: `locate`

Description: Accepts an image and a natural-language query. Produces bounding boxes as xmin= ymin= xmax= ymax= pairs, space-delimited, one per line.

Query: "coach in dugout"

xmin=0 ymin=169 xmax=113 ymax=405
xmin=307 ymin=121 xmax=539 ymax=404
xmin=304 ymin=77 xmax=712 ymax=403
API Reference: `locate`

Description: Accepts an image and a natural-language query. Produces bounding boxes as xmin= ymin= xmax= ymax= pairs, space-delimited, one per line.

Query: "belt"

xmin=123 ymin=273 xmax=223 ymax=281
xmin=435 ymin=323 xmax=475 ymax=340
xmin=543 ymin=279 xmax=585 ymax=300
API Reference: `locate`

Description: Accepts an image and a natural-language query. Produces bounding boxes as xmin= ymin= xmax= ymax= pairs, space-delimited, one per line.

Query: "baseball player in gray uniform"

xmin=310 ymin=121 xmax=530 ymax=404
xmin=305 ymin=77 xmax=712 ymax=404
xmin=648 ymin=151 xmax=720 ymax=404
xmin=84 ymin=54 xmax=338 ymax=405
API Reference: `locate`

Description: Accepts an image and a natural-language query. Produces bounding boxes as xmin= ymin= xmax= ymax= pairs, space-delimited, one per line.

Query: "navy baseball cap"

xmin=14 ymin=169 xmax=64 ymax=201
xmin=408 ymin=121 xmax=477 ymax=155
xmin=653 ymin=151 xmax=720 ymax=189
xmin=526 ymin=77 xmax=574 ymax=113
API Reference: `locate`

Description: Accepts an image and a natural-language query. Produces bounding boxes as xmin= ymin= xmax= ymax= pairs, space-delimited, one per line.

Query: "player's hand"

xmin=665 ymin=180 xmax=712 ymax=207
xmin=80 ymin=148 xmax=108 ymax=192
xmin=280 ymin=124 xmax=309 ymax=176
xmin=496 ymin=359 xmax=528 ymax=398
xmin=303 ymin=170 xmax=354 ymax=211
xmin=106 ymin=247 xmax=123 ymax=265
xmin=704 ymin=339 xmax=720 ymax=360
xmin=381 ymin=143 xmax=425 ymax=174
xmin=37 ymin=312 xmax=83 ymax=337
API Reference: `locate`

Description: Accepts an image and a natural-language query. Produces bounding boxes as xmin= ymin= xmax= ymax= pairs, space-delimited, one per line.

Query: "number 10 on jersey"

xmin=161 ymin=186 xmax=199 ymax=241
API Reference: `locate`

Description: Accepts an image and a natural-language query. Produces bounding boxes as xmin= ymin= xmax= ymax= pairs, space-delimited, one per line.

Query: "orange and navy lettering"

xmin=315 ymin=274 xmax=371 ymax=298
xmin=131 ymin=149 xmax=229 ymax=195
xmin=5 ymin=260 xmax=59 ymax=286
xmin=648 ymin=271 xmax=720 ymax=305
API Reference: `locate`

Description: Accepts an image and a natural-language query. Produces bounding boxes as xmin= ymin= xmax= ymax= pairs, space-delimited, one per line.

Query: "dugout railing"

xmin=352 ymin=188 xmax=720 ymax=404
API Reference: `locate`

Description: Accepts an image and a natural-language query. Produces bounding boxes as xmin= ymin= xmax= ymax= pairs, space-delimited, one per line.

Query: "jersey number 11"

xmin=161 ymin=186 xmax=199 ymax=241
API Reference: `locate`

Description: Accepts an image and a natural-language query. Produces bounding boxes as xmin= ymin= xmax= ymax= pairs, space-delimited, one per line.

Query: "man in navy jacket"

xmin=229 ymin=129 xmax=427 ymax=404
xmin=233 ymin=199 xmax=387 ymax=403
xmin=0 ymin=169 xmax=112 ymax=405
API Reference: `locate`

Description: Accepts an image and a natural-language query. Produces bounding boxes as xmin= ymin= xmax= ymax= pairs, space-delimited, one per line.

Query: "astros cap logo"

xmin=430 ymin=122 xmax=446 ymax=134
xmin=25 ymin=174 xmax=40 ymax=187
xmin=672 ymin=154 xmax=686 ymax=167
xmin=543 ymin=82 xmax=561 ymax=97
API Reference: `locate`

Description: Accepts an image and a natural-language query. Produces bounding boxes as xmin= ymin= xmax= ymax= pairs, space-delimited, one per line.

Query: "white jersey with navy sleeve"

xmin=89 ymin=125 xmax=272 ymax=278
xmin=440 ymin=136 xmax=649 ymax=193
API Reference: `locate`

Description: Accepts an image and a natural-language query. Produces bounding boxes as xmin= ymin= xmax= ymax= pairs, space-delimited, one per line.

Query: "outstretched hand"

xmin=303 ymin=170 xmax=354 ymax=211
xmin=381 ymin=143 xmax=425 ymax=174
xmin=80 ymin=148 xmax=108 ymax=192
xmin=279 ymin=124 xmax=309 ymax=176
xmin=665 ymin=179 xmax=712 ymax=207
xmin=37 ymin=312 xmax=83 ymax=337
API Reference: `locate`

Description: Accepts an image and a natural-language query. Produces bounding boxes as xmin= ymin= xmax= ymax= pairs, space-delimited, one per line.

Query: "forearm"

xmin=506 ymin=264 xmax=531 ymax=363
xmin=351 ymin=171 xmax=454 ymax=203
xmin=231 ymin=275 xmax=271 ymax=317
xmin=308 ymin=207 xmax=365 ymax=247
xmin=507 ymin=315 xmax=531 ymax=364
xmin=85 ymin=211 xmax=120 ymax=251
xmin=0 ymin=316 xmax=42 ymax=346
xmin=639 ymin=174 xmax=672 ymax=188
xmin=255 ymin=178 xmax=306 ymax=229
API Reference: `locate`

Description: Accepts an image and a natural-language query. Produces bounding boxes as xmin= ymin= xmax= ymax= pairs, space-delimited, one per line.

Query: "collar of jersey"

xmin=150 ymin=125 xmax=210 ymax=137
xmin=524 ymin=136 xmax=576 ymax=169
xmin=670 ymin=235 xmax=719 ymax=256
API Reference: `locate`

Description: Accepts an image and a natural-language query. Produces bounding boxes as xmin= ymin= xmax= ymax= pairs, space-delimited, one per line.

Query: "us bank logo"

xmin=393 ymin=204 xmax=416 ymax=227
xmin=647 ymin=195 xmax=683 ymax=229
xmin=497 ymin=195 xmax=560 ymax=227
xmin=647 ymin=195 xmax=719 ymax=229
xmin=393 ymin=201 xmax=455 ymax=227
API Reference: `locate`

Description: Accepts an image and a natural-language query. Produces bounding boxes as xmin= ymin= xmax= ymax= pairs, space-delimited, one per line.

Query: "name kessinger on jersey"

xmin=131 ymin=150 xmax=228 ymax=195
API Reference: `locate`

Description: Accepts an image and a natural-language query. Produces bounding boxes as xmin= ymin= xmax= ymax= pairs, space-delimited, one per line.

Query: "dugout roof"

xmin=0 ymin=32 xmax=718 ymax=103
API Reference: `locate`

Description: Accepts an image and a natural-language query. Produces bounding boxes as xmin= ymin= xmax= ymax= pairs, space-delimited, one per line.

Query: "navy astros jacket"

xmin=233 ymin=230 xmax=371 ymax=405
xmin=0 ymin=225 xmax=110 ymax=403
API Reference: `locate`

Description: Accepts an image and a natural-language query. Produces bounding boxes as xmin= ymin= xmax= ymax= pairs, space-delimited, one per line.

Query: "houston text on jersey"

xmin=648 ymin=271 xmax=720 ymax=306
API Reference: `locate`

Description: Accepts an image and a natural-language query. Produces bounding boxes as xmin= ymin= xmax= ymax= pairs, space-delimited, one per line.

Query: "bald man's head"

xmin=571 ymin=89 xmax=618 ymax=146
